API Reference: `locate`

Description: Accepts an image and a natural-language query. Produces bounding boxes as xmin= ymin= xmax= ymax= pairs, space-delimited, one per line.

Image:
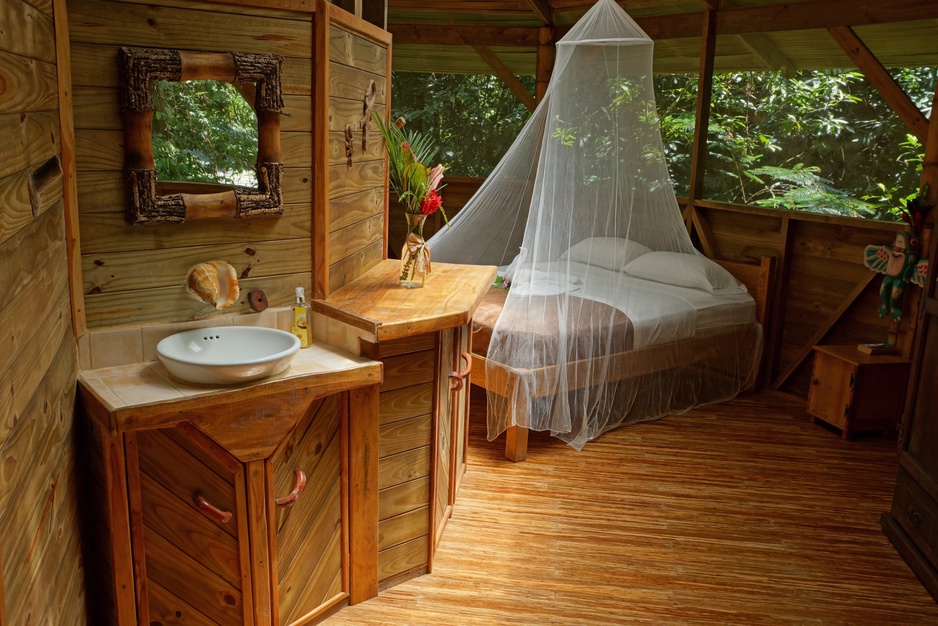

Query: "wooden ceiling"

xmin=385 ymin=0 xmax=938 ymax=75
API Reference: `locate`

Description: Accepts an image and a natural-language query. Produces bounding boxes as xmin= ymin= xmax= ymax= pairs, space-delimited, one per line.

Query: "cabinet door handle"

xmin=275 ymin=469 xmax=307 ymax=508
xmin=194 ymin=493 xmax=233 ymax=524
xmin=449 ymin=351 xmax=473 ymax=391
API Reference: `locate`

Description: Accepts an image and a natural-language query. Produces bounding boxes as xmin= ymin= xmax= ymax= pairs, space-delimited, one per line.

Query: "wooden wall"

xmin=695 ymin=200 xmax=910 ymax=397
xmin=0 ymin=0 xmax=86 ymax=623
xmin=68 ymin=0 xmax=317 ymax=329
xmin=67 ymin=0 xmax=390 ymax=327
xmin=324 ymin=17 xmax=390 ymax=294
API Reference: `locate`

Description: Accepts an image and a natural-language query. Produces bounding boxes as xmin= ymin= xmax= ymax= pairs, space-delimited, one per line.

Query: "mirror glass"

xmin=151 ymin=80 xmax=258 ymax=189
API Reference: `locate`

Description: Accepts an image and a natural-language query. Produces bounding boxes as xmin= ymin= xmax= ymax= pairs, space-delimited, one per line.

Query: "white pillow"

xmin=559 ymin=237 xmax=652 ymax=271
xmin=623 ymin=251 xmax=743 ymax=293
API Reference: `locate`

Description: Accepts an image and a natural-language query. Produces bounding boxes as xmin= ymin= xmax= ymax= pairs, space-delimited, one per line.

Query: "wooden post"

xmin=904 ymin=81 xmax=938 ymax=359
xmin=684 ymin=10 xmax=721 ymax=259
xmin=313 ymin=0 xmax=331 ymax=299
xmin=347 ymin=384 xmax=380 ymax=603
xmin=361 ymin=0 xmax=387 ymax=30
xmin=535 ymin=27 xmax=554 ymax=103
xmin=53 ymin=0 xmax=86 ymax=337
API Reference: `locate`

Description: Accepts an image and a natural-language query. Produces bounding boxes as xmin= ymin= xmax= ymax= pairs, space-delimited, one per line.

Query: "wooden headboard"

xmin=715 ymin=256 xmax=777 ymax=330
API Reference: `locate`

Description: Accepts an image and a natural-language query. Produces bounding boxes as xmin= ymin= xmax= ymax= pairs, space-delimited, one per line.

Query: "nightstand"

xmin=806 ymin=344 xmax=911 ymax=438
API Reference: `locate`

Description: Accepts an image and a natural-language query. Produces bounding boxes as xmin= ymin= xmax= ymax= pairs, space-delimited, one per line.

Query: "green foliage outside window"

xmin=391 ymin=66 xmax=936 ymax=223
xmin=388 ymin=72 xmax=535 ymax=177
xmin=152 ymin=80 xmax=258 ymax=186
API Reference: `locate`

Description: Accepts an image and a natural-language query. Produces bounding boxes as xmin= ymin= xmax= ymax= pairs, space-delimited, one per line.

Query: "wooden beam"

xmin=699 ymin=0 xmax=721 ymax=10
xmin=361 ymin=0 xmax=387 ymax=30
xmin=0 ymin=540 xmax=6 ymax=626
xmin=691 ymin=207 xmax=722 ymax=259
xmin=715 ymin=0 xmax=938 ymax=37
xmin=770 ymin=272 xmax=876 ymax=391
xmin=534 ymin=27 xmax=553 ymax=102
xmin=388 ymin=24 xmax=541 ymax=47
xmin=738 ymin=33 xmax=796 ymax=77
xmin=828 ymin=26 xmax=929 ymax=145
xmin=392 ymin=0 xmax=938 ymax=48
xmin=313 ymin=0 xmax=330 ymax=299
xmin=53 ymin=0 xmax=86 ymax=337
xmin=524 ymin=0 xmax=552 ymax=26
xmin=765 ymin=215 xmax=791 ymax=385
xmin=687 ymin=11 xmax=717 ymax=205
xmin=471 ymin=45 xmax=536 ymax=113
xmin=921 ymin=80 xmax=938 ymax=204
xmin=549 ymin=0 xmax=938 ymax=43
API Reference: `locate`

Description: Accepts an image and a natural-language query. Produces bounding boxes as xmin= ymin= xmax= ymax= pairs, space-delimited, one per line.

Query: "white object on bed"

xmin=554 ymin=262 xmax=754 ymax=348
xmin=623 ymin=251 xmax=746 ymax=293
xmin=559 ymin=237 xmax=652 ymax=271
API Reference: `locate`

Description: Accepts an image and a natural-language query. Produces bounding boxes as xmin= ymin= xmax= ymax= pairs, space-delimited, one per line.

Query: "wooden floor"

xmin=324 ymin=389 xmax=938 ymax=625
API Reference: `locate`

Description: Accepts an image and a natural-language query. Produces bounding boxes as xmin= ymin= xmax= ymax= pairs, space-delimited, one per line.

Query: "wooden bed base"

xmin=471 ymin=256 xmax=776 ymax=462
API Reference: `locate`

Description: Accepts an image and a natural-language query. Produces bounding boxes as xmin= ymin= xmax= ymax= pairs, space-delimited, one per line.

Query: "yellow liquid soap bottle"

xmin=292 ymin=286 xmax=312 ymax=348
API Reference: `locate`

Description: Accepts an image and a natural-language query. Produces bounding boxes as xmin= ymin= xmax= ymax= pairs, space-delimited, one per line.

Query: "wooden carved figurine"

xmin=864 ymin=231 xmax=928 ymax=322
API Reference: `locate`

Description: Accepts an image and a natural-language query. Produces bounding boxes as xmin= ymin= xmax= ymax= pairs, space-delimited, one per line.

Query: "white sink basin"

xmin=157 ymin=326 xmax=301 ymax=385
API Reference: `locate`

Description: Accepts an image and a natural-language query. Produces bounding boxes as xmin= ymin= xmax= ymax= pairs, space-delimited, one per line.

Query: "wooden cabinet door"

xmin=129 ymin=424 xmax=253 ymax=625
xmin=270 ymin=394 xmax=346 ymax=625
xmin=883 ymin=181 xmax=938 ymax=598
xmin=433 ymin=328 xmax=455 ymax=552
xmin=452 ymin=324 xmax=471 ymax=497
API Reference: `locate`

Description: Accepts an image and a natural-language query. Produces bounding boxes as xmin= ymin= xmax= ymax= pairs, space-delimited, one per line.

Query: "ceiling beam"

xmin=828 ymin=26 xmax=930 ymax=145
xmin=713 ymin=0 xmax=938 ymax=37
xmin=390 ymin=24 xmax=541 ymax=46
xmin=391 ymin=0 xmax=938 ymax=47
xmin=471 ymin=45 xmax=537 ymax=112
xmin=737 ymin=33 xmax=796 ymax=77
xmin=525 ymin=0 xmax=552 ymax=26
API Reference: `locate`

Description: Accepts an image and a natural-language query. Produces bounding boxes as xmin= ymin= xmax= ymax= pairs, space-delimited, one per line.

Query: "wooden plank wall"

xmin=0 ymin=0 xmax=85 ymax=623
xmin=695 ymin=200 xmax=909 ymax=396
xmin=67 ymin=0 xmax=316 ymax=329
xmin=326 ymin=20 xmax=390 ymax=293
xmin=420 ymin=177 xmax=907 ymax=399
xmin=369 ymin=334 xmax=435 ymax=587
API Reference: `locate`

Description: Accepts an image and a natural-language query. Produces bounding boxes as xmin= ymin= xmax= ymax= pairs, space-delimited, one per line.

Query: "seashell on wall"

xmin=186 ymin=260 xmax=240 ymax=309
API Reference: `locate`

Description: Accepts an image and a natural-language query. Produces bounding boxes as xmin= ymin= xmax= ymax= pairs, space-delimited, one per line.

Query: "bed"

xmin=469 ymin=254 xmax=775 ymax=461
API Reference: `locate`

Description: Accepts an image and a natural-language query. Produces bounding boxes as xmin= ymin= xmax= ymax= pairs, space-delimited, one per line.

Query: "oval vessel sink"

xmin=157 ymin=326 xmax=301 ymax=385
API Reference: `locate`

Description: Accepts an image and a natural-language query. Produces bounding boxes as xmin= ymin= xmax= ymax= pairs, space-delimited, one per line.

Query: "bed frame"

xmin=470 ymin=256 xmax=776 ymax=462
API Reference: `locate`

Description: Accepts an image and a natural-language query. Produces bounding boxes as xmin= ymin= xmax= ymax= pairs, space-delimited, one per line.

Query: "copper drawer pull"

xmin=275 ymin=469 xmax=307 ymax=508
xmin=449 ymin=351 xmax=473 ymax=391
xmin=194 ymin=493 xmax=233 ymax=524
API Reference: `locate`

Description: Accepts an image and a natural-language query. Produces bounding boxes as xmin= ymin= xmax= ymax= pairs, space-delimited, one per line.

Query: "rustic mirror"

xmin=119 ymin=47 xmax=284 ymax=224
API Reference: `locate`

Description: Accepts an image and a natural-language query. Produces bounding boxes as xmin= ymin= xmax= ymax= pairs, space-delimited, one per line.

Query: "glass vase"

xmin=400 ymin=213 xmax=430 ymax=288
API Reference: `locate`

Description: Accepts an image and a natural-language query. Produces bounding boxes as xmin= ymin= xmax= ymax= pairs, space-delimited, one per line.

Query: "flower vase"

xmin=400 ymin=213 xmax=430 ymax=288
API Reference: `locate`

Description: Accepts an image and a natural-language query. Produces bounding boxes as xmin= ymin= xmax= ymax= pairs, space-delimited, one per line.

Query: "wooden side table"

xmin=806 ymin=344 xmax=911 ymax=439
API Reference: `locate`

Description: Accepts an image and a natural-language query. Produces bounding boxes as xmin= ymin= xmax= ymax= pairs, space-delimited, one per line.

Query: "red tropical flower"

xmin=420 ymin=189 xmax=443 ymax=215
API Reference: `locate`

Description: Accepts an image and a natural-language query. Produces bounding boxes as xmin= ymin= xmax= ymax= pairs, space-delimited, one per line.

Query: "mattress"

xmin=474 ymin=262 xmax=756 ymax=354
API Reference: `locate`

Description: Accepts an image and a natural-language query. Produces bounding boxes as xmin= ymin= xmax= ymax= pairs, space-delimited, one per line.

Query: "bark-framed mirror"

xmin=119 ymin=47 xmax=284 ymax=224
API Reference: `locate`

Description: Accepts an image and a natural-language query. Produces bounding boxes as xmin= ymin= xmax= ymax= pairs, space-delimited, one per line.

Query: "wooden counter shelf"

xmin=78 ymin=343 xmax=383 ymax=626
xmin=312 ymin=261 xmax=496 ymax=591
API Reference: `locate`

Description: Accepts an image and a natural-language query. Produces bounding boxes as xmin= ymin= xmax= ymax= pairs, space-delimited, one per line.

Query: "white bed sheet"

xmin=507 ymin=261 xmax=755 ymax=349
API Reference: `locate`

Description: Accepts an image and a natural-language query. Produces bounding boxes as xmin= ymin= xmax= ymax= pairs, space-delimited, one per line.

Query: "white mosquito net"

xmin=428 ymin=0 xmax=762 ymax=450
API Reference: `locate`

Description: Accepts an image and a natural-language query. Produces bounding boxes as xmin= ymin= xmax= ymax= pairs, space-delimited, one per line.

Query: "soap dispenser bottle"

xmin=292 ymin=286 xmax=312 ymax=348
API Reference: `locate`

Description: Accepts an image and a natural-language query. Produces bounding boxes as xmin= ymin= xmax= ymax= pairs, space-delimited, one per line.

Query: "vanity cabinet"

xmin=78 ymin=345 xmax=381 ymax=625
xmin=313 ymin=261 xmax=495 ymax=589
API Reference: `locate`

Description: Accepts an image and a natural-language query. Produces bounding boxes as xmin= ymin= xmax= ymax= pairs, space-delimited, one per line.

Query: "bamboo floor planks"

xmin=324 ymin=389 xmax=938 ymax=624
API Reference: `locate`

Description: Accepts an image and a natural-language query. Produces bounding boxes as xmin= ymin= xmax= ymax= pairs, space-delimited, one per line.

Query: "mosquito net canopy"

xmin=428 ymin=0 xmax=761 ymax=450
